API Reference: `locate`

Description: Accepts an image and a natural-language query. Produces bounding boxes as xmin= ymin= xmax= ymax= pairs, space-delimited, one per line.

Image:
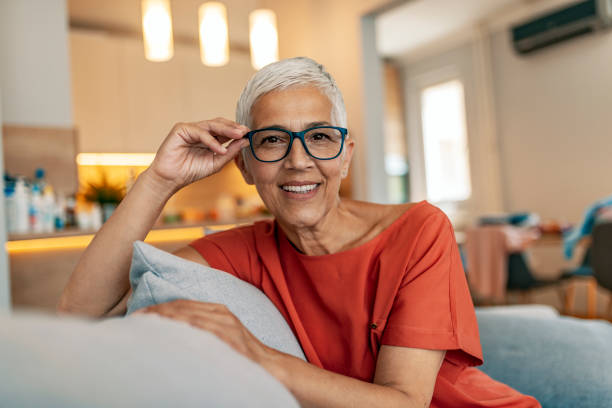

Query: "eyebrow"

xmin=263 ymin=121 xmax=332 ymax=130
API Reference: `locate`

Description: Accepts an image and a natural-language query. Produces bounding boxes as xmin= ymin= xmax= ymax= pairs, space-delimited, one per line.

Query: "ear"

xmin=340 ymin=137 xmax=355 ymax=179
xmin=234 ymin=149 xmax=255 ymax=185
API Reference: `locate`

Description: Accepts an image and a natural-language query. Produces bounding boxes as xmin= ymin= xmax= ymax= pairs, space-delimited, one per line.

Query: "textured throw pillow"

xmin=127 ymin=241 xmax=306 ymax=360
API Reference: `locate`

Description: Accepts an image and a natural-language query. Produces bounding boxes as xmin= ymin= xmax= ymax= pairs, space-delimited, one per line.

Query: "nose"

xmin=284 ymin=136 xmax=314 ymax=169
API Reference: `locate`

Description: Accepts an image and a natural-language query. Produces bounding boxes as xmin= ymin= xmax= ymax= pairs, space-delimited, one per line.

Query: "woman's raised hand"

xmin=148 ymin=118 xmax=250 ymax=192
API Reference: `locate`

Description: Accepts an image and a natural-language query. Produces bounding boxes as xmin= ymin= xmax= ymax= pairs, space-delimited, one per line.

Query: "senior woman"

xmin=59 ymin=57 xmax=538 ymax=407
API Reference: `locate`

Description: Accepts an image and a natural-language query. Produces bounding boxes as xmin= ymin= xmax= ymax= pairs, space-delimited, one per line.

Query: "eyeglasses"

xmin=244 ymin=126 xmax=348 ymax=163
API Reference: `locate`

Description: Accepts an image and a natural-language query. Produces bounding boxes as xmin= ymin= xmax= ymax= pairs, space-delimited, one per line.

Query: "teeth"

xmin=281 ymin=184 xmax=318 ymax=193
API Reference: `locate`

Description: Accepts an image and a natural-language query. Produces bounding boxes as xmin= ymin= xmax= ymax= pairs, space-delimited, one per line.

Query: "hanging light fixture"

xmin=141 ymin=0 xmax=174 ymax=62
xmin=198 ymin=2 xmax=230 ymax=66
xmin=249 ymin=9 xmax=279 ymax=70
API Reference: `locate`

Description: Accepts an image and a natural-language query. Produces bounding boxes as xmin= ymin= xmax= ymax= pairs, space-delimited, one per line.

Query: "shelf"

xmin=7 ymin=216 xmax=270 ymax=242
xmin=6 ymin=216 xmax=271 ymax=253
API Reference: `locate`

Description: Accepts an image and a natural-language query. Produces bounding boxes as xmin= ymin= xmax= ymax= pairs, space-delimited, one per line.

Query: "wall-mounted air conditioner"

xmin=512 ymin=0 xmax=612 ymax=54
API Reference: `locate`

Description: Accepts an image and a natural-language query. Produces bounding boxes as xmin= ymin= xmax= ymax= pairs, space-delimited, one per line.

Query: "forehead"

xmin=251 ymin=86 xmax=332 ymax=129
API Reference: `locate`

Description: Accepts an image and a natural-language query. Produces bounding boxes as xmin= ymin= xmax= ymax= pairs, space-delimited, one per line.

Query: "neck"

xmin=277 ymin=198 xmax=364 ymax=256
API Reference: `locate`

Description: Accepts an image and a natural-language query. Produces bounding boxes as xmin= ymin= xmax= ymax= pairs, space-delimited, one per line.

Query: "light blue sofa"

xmin=1 ymin=242 xmax=610 ymax=407
xmin=476 ymin=305 xmax=612 ymax=408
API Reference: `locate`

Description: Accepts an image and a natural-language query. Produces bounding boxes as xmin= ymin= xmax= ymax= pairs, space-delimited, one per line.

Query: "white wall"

xmin=490 ymin=29 xmax=612 ymax=223
xmin=0 ymin=92 xmax=10 ymax=310
xmin=0 ymin=0 xmax=73 ymax=127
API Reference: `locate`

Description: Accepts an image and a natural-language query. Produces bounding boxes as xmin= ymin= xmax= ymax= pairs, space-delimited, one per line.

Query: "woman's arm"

xmin=137 ymin=299 xmax=445 ymax=408
xmin=57 ymin=119 xmax=250 ymax=317
xmin=56 ymin=169 xmax=174 ymax=317
xmin=265 ymin=344 xmax=445 ymax=408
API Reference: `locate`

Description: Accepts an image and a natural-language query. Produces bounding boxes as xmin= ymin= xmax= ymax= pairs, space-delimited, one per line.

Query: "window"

xmin=420 ymin=79 xmax=471 ymax=203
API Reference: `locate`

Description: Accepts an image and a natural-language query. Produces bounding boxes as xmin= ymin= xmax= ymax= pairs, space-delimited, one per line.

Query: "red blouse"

xmin=190 ymin=201 xmax=539 ymax=407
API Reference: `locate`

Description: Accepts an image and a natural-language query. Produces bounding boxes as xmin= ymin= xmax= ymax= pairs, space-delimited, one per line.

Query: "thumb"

xmin=213 ymin=138 xmax=249 ymax=169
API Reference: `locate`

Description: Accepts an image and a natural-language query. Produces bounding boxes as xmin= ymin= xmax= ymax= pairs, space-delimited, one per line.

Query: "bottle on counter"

xmin=65 ymin=195 xmax=76 ymax=228
xmin=29 ymin=183 xmax=43 ymax=233
xmin=216 ymin=193 xmax=236 ymax=222
xmin=14 ymin=177 xmax=30 ymax=234
xmin=34 ymin=168 xmax=47 ymax=190
xmin=90 ymin=202 xmax=103 ymax=230
xmin=42 ymin=185 xmax=56 ymax=233
xmin=4 ymin=184 xmax=17 ymax=234
xmin=54 ymin=194 xmax=67 ymax=231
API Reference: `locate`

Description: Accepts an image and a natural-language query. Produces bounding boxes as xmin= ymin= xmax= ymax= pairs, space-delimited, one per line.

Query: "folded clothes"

xmin=465 ymin=225 xmax=539 ymax=302
xmin=478 ymin=212 xmax=540 ymax=228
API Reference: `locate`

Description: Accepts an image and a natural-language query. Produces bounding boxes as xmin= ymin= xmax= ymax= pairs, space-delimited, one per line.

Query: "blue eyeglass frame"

xmin=243 ymin=125 xmax=348 ymax=163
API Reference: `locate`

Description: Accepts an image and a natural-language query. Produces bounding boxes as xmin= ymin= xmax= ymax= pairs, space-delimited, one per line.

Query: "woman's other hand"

xmin=149 ymin=118 xmax=250 ymax=192
xmin=135 ymin=300 xmax=273 ymax=365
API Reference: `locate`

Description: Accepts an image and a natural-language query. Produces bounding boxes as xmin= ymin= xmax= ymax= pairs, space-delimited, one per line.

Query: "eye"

xmin=254 ymin=132 xmax=289 ymax=147
xmin=261 ymin=135 xmax=281 ymax=145
xmin=311 ymin=132 xmax=331 ymax=141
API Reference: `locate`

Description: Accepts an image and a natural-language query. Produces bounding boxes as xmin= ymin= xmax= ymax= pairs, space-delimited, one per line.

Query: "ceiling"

xmin=375 ymin=0 xmax=530 ymax=57
xmin=68 ymin=0 xmax=258 ymax=45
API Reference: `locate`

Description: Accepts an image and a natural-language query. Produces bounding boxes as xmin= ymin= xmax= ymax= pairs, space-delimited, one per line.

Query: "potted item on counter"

xmin=81 ymin=174 xmax=125 ymax=223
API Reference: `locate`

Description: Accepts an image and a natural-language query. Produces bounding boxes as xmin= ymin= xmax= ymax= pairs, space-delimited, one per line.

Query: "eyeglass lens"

xmin=251 ymin=128 xmax=343 ymax=161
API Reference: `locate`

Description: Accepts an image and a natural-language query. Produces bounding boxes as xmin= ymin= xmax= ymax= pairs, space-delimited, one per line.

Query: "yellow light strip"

xmin=6 ymin=227 xmax=204 ymax=253
xmin=204 ymin=224 xmax=237 ymax=233
xmin=7 ymin=235 xmax=95 ymax=253
xmin=76 ymin=153 xmax=156 ymax=167
xmin=146 ymin=227 xmax=205 ymax=243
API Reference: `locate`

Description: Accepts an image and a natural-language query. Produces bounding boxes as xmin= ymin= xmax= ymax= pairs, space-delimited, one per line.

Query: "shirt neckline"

xmin=276 ymin=200 xmax=428 ymax=260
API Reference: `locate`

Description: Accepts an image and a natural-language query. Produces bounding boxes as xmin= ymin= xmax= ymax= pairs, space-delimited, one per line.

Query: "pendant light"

xmin=141 ymin=0 xmax=174 ymax=62
xmin=199 ymin=2 xmax=230 ymax=66
xmin=249 ymin=9 xmax=279 ymax=70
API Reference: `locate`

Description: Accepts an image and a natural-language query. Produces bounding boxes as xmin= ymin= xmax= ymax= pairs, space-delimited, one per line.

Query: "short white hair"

xmin=236 ymin=57 xmax=347 ymax=129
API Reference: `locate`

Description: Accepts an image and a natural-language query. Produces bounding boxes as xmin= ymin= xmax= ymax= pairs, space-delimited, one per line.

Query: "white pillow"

xmin=127 ymin=241 xmax=306 ymax=360
xmin=0 ymin=311 xmax=299 ymax=407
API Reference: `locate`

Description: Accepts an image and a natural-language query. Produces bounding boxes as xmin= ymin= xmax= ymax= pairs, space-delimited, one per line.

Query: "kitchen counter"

xmin=7 ymin=216 xmax=271 ymax=311
xmin=6 ymin=216 xmax=271 ymax=253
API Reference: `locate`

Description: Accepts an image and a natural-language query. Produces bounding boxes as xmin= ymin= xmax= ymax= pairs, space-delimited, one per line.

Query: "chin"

xmin=278 ymin=207 xmax=327 ymax=229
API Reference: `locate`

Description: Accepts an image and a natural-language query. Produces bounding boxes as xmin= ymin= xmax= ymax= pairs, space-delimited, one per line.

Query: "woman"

xmin=59 ymin=57 xmax=539 ymax=407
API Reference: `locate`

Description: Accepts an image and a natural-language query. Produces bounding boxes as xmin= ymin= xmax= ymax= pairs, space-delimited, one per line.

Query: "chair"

xmin=506 ymin=252 xmax=566 ymax=304
xmin=561 ymin=246 xmax=597 ymax=317
xmin=592 ymin=222 xmax=612 ymax=318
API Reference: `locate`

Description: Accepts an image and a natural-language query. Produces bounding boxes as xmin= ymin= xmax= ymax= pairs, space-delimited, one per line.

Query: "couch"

xmin=1 ymin=242 xmax=610 ymax=407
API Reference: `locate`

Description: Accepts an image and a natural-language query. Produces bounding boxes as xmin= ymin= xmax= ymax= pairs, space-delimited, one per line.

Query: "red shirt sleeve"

xmin=381 ymin=209 xmax=483 ymax=367
xmin=188 ymin=225 xmax=260 ymax=284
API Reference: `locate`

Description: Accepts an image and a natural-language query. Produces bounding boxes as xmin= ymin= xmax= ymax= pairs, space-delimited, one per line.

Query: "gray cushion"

xmin=0 ymin=311 xmax=299 ymax=408
xmin=127 ymin=241 xmax=306 ymax=360
xmin=476 ymin=306 xmax=612 ymax=408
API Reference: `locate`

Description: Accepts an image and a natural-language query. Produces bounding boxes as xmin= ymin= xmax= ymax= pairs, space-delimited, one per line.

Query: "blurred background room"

xmin=1 ymin=0 xmax=611 ymax=320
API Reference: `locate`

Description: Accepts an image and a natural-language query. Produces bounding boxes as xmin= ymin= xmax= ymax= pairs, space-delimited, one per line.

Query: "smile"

xmin=280 ymin=184 xmax=320 ymax=194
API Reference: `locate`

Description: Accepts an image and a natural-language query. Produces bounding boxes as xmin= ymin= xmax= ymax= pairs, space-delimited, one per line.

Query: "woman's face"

xmin=236 ymin=86 xmax=354 ymax=228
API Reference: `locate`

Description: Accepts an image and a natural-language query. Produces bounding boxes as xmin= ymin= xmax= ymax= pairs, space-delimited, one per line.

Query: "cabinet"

xmin=70 ymin=30 xmax=254 ymax=153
